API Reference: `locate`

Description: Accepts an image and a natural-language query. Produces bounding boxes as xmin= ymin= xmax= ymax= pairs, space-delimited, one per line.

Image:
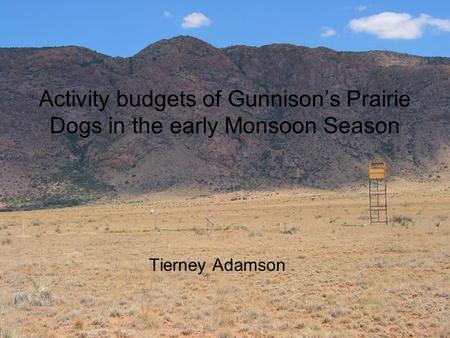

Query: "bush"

xmin=1 ymin=238 xmax=12 ymax=245
xmin=392 ymin=215 xmax=414 ymax=227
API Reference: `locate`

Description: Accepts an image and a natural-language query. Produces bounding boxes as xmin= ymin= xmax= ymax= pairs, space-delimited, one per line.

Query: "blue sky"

xmin=1 ymin=0 xmax=450 ymax=57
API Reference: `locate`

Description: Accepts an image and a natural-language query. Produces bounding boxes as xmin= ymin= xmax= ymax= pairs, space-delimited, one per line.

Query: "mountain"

xmin=0 ymin=36 xmax=449 ymax=209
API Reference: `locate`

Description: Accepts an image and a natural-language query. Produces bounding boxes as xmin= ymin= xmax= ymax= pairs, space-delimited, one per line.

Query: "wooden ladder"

xmin=368 ymin=161 xmax=388 ymax=225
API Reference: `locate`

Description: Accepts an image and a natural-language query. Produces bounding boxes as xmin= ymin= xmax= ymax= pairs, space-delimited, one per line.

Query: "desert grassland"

xmin=0 ymin=181 xmax=449 ymax=338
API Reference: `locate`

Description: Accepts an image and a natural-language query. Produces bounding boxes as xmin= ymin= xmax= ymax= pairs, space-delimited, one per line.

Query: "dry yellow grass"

xmin=0 ymin=180 xmax=449 ymax=337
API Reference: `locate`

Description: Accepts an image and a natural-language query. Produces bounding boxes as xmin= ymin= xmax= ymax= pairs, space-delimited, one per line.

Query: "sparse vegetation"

xmin=13 ymin=281 xmax=56 ymax=309
xmin=393 ymin=215 xmax=414 ymax=227
xmin=0 ymin=183 xmax=448 ymax=337
xmin=31 ymin=219 xmax=40 ymax=226
xmin=280 ymin=225 xmax=298 ymax=234
xmin=73 ymin=319 xmax=84 ymax=330
xmin=341 ymin=222 xmax=363 ymax=227
xmin=140 ymin=304 xmax=159 ymax=329
xmin=0 ymin=327 xmax=17 ymax=338
xmin=1 ymin=238 xmax=12 ymax=245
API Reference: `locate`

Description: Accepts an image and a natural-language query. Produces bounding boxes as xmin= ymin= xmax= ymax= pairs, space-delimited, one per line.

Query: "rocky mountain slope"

xmin=0 ymin=36 xmax=449 ymax=209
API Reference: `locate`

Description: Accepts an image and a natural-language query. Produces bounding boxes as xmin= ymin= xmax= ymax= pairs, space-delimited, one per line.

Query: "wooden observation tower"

xmin=368 ymin=161 xmax=388 ymax=225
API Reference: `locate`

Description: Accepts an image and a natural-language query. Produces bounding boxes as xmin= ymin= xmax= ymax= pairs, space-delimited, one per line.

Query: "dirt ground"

xmin=0 ymin=180 xmax=449 ymax=337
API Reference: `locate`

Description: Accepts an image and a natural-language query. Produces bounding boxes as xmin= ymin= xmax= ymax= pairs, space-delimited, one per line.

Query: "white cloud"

xmin=182 ymin=12 xmax=211 ymax=29
xmin=356 ymin=5 xmax=367 ymax=12
xmin=163 ymin=10 xmax=172 ymax=18
xmin=349 ymin=12 xmax=450 ymax=39
xmin=321 ymin=27 xmax=337 ymax=38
